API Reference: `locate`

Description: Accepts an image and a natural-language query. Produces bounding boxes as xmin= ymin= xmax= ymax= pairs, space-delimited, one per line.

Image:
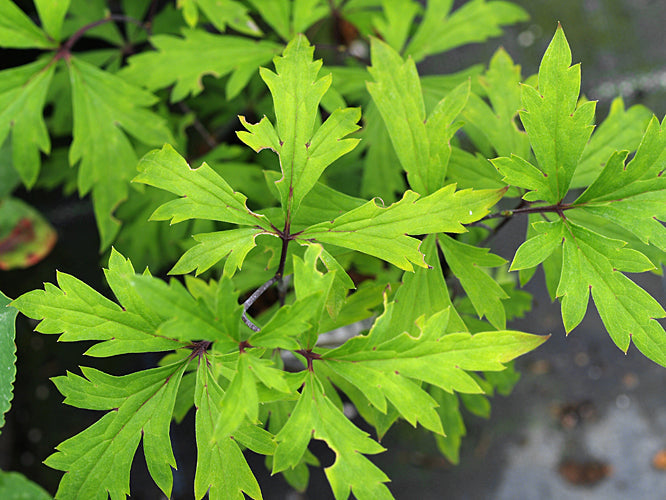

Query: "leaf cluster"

xmin=1 ymin=1 xmax=664 ymax=499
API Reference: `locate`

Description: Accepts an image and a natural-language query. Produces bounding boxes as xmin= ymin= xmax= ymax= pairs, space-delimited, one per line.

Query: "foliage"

xmin=0 ymin=1 xmax=664 ymax=499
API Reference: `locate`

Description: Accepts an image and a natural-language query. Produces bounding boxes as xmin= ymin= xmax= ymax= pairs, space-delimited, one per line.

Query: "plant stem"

xmin=177 ymin=102 xmax=218 ymax=150
xmin=478 ymin=201 xmax=575 ymax=222
xmin=56 ymin=14 xmax=146 ymax=59
xmin=240 ymin=276 xmax=278 ymax=332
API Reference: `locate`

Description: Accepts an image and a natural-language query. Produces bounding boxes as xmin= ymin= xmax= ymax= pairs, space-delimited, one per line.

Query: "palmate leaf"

xmin=237 ymin=35 xmax=362 ymax=218
xmin=0 ymin=59 xmax=56 ymax=187
xmin=135 ymin=144 xmax=275 ymax=275
xmin=366 ymin=36 xmax=470 ymax=195
xmin=493 ymin=25 xmax=596 ymax=203
xmin=511 ymin=219 xmax=666 ymax=366
xmin=45 ymin=362 xmax=187 ymax=499
xmin=315 ymin=301 xmax=546 ymax=469
xmin=68 ymin=56 xmax=173 ymax=248
xmin=273 ymin=374 xmax=392 ymax=500
xmin=298 ymin=185 xmax=505 ymax=271
xmin=322 ymin=306 xmax=547 ymax=412
xmin=573 ymin=115 xmax=666 ymax=252
xmin=0 ymin=290 xmax=18 ymax=433
xmin=120 ymin=29 xmax=280 ymax=101
xmin=11 ymin=249 xmax=249 ymax=357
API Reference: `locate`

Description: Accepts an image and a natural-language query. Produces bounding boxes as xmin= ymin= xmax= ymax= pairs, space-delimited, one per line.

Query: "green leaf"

xmin=68 ymin=56 xmax=173 ymax=248
xmin=366 ymin=37 xmax=470 ymax=194
xmin=515 ymin=25 xmax=596 ymax=203
xmin=35 ymin=0 xmax=71 ymax=40
xmin=247 ymin=0 xmax=328 ymax=41
xmin=169 ymin=227 xmax=272 ymax=277
xmin=571 ymin=97 xmax=652 ymax=188
xmin=359 ymin=103 xmax=406 ymax=202
xmin=214 ymin=353 xmax=259 ymax=440
xmin=0 ymin=290 xmax=18 ymax=433
xmin=0 ymin=470 xmax=52 ymax=500
xmin=12 ymin=249 xmax=194 ymax=357
xmin=431 ymin=388 xmax=465 ymax=464
xmin=462 ymin=47 xmax=530 ymax=158
xmin=299 ymin=185 xmax=505 ymax=271
xmin=62 ymin=0 xmax=124 ymax=45
xmin=390 ymin=234 xmax=467 ymax=335
xmin=372 ymin=0 xmax=420 ymax=53
xmin=45 ymin=363 xmax=187 ymax=499
xmin=510 ymin=220 xmax=565 ymax=271
xmin=237 ymin=35 xmax=361 ymax=218
xmin=324 ymin=310 xmax=547 ymax=398
xmin=135 ymin=144 xmax=273 ymax=230
xmin=438 ymin=234 xmax=509 ymax=329
xmin=405 ymin=0 xmax=528 ymax=62
xmin=194 ymin=358 xmax=262 ymax=500
xmin=556 ymin=221 xmax=666 ymax=365
xmin=274 ymin=375 xmax=392 ymax=500
xmin=180 ymin=0 xmax=261 ymax=36
xmin=120 ymin=29 xmax=280 ymax=101
xmin=0 ymin=59 xmax=56 ymax=187
xmin=0 ymin=0 xmax=55 ymax=48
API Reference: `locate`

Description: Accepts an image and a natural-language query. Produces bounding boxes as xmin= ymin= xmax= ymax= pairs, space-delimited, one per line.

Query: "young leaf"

xmin=120 ymin=29 xmax=280 ymax=101
xmin=194 ymin=358 xmax=263 ymax=500
xmin=45 ymin=363 xmax=187 ymax=499
xmin=0 ymin=60 xmax=56 ymax=186
xmin=237 ymin=35 xmax=362 ymax=218
xmin=438 ymin=234 xmax=509 ymax=329
xmin=298 ymin=185 xmax=505 ymax=271
xmin=68 ymin=56 xmax=173 ymax=248
xmin=0 ymin=290 xmax=18 ymax=433
xmin=404 ymin=0 xmax=528 ymax=62
xmin=273 ymin=375 xmax=392 ymax=500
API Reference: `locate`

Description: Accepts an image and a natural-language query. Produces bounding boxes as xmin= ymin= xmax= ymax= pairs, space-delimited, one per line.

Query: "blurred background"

xmin=1 ymin=0 xmax=665 ymax=498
